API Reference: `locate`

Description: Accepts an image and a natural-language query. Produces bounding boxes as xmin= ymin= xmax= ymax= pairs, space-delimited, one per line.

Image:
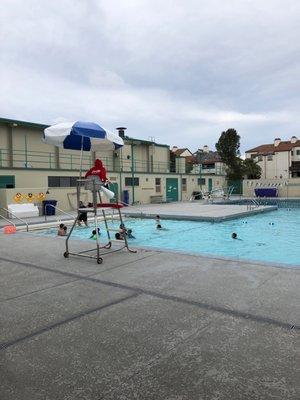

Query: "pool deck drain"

xmin=0 ymin=233 xmax=299 ymax=400
xmin=122 ymin=202 xmax=277 ymax=222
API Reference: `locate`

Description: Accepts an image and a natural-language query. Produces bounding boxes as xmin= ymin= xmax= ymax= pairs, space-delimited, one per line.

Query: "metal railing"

xmin=0 ymin=147 xmax=226 ymax=175
xmin=247 ymin=198 xmax=260 ymax=210
xmin=1 ymin=207 xmax=29 ymax=231
xmin=0 ymin=213 xmax=16 ymax=228
xmin=44 ymin=204 xmax=75 ymax=221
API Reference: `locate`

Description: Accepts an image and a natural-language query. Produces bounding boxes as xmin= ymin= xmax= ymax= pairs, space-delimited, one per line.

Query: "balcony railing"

xmin=0 ymin=148 xmax=226 ymax=175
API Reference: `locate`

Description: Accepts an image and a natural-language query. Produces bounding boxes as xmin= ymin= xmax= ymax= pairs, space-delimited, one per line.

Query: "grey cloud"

xmin=1 ymin=0 xmax=300 ymax=152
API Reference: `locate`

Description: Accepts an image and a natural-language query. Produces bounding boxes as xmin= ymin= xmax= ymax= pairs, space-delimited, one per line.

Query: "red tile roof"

xmin=246 ymin=140 xmax=300 ymax=154
xmin=186 ymin=155 xmax=198 ymax=164
xmin=173 ymin=148 xmax=193 ymax=156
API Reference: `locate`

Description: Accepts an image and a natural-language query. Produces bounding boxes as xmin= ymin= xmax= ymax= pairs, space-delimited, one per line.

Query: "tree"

xmin=242 ymin=158 xmax=261 ymax=179
xmin=215 ymin=129 xmax=243 ymax=179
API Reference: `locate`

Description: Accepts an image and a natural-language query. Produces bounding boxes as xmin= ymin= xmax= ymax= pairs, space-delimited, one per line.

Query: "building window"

xmin=267 ymin=154 xmax=273 ymax=161
xmin=0 ymin=175 xmax=15 ymax=188
xmin=125 ymin=177 xmax=139 ymax=186
xmin=257 ymin=155 xmax=263 ymax=161
xmin=297 ymin=150 xmax=300 ymax=155
xmin=182 ymin=178 xmax=187 ymax=192
xmin=198 ymin=178 xmax=206 ymax=185
xmin=48 ymin=176 xmax=78 ymax=187
xmin=155 ymin=178 xmax=161 ymax=193
xmin=202 ymin=163 xmax=215 ymax=169
xmin=291 ymin=151 xmax=294 ymax=156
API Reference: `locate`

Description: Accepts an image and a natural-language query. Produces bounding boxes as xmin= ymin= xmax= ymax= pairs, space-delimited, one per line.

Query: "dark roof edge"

xmin=0 ymin=117 xmax=49 ymax=129
xmin=0 ymin=117 xmax=171 ymax=148
xmin=124 ymin=136 xmax=170 ymax=148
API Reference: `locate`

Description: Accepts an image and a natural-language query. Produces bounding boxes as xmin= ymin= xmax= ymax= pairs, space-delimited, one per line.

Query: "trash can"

xmin=122 ymin=190 xmax=129 ymax=206
xmin=42 ymin=200 xmax=57 ymax=215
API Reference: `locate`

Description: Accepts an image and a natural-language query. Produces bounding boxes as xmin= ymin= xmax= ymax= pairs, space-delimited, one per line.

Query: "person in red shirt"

xmin=85 ymin=159 xmax=108 ymax=183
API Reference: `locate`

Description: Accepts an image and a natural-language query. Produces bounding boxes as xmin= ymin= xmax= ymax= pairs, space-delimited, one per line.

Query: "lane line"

xmin=0 ymin=256 xmax=298 ymax=332
xmin=0 ymin=292 xmax=139 ymax=351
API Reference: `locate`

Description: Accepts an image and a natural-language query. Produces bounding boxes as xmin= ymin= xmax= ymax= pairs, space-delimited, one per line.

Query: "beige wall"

xmin=120 ymin=143 xmax=170 ymax=173
xmin=181 ymin=175 xmax=226 ymax=201
xmin=0 ymin=121 xmax=227 ymax=211
xmin=0 ymin=187 xmax=94 ymax=215
xmin=0 ymin=125 xmax=10 ymax=168
xmin=0 ymin=169 xmax=81 ymax=188
xmin=247 ymin=151 xmax=291 ymax=179
xmin=0 ymin=125 xmax=9 ymax=149
xmin=0 ymin=168 xmax=226 ymax=210
xmin=243 ymin=178 xmax=300 ymax=197
xmin=122 ymin=173 xmax=226 ymax=204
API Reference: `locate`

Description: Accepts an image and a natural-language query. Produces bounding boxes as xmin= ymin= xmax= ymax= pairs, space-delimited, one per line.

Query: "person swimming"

xmin=57 ymin=223 xmax=67 ymax=236
xmin=156 ymin=215 xmax=162 ymax=229
xmin=115 ymin=232 xmax=124 ymax=240
xmin=118 ymin=223 xmax=128 ymax=239
xmin=127 ymin=229 xmax=135 ymax=239
xmin=90 ymin=228 xmax=100 ymax=240
xmin=231 ymin=232 xmax=242 ymax=240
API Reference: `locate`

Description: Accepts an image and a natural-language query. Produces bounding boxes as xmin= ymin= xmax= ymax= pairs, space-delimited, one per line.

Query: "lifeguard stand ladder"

xmin=63 ymin=178 xmax=136 ymax=264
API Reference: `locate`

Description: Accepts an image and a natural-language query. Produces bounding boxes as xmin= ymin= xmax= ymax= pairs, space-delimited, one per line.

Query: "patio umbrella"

xmin=43 ymin=121 xmax=124 ymax=178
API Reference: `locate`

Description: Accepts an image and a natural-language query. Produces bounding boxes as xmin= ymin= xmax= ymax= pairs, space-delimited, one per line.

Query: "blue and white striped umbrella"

xmin=43 ymin=121 xmax=124 ymax=151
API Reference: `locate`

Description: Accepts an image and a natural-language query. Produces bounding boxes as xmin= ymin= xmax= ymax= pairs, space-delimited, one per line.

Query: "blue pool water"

xmin=36 ymin=209 xmax=300 ymax=267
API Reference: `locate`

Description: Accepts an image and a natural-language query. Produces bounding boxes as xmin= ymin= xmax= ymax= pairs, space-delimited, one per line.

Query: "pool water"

xmin=36 ymin=209 xmax=300 ymax=267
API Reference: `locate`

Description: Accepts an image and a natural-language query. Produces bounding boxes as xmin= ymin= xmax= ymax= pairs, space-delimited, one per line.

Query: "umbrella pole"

xmin=77 ymin=136 xmax=84 ymax=210
xmin=79 ymin=136 xmax=84 ymax=179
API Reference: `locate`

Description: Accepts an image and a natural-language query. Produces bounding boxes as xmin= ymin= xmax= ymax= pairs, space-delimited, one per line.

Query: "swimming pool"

xmin=35 ymin=209 xmax=300 ymax=267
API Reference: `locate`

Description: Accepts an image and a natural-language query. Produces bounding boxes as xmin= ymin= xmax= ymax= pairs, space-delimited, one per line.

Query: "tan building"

xmin=0 ymin=118 xmax=226 ymax=213
xmin=245 ymin=137 xmax=300 ymax=179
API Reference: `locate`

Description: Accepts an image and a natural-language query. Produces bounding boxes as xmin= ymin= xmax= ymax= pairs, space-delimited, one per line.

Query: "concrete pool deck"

xmin=123 ymin=202 xmax=277 ymax=222
xmin=0 ymin=202 xmax=276 ymax=231
xmin=0 ymin=233 xmax=299 ymax=399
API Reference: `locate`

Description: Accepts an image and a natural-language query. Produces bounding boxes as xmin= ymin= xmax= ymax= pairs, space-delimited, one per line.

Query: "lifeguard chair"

xmin=64 ymin=177 xmax=136 ymax=264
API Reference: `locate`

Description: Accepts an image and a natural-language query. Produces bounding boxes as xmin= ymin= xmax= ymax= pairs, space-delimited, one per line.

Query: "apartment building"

xmin=0 ymin=118 xmax=226 ymax=212
xmin=245 ymin=137 xmax=300 ymax=179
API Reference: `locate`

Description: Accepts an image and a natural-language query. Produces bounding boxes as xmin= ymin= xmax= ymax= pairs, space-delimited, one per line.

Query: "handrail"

xmin=44 ymin=204 xmax=74 ymax=221
xmin=117 ymin=200 xmax=146 ymax=218
xmin=1 ymin=207 xmax=29 ymax=232
xmin=247 ymin=198 xmax=260 ymax=210
xmin=0 ymin=213 xmax=16 ymax=228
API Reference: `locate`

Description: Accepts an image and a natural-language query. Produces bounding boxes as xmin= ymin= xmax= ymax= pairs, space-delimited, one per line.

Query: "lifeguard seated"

xmin=85 ymin=159 xmax=108 ymax=183
xmin=84 ymin=159 xmax=109 ymax=191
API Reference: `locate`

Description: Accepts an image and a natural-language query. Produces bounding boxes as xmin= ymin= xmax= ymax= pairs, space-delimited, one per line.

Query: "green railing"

xmin=0 ymin=148 xmax=226 ymax=175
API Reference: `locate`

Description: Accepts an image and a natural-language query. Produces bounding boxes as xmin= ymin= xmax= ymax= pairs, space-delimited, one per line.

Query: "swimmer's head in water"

xmin=157 ymin=224 xmax=162 ymax=229
xmin=127 ymin=229 xmax=132 ymax=234
xmin=59 ymin=223 xmax=64 ymax=229
xmin=232 ymin=232 xmax=237 ymax=239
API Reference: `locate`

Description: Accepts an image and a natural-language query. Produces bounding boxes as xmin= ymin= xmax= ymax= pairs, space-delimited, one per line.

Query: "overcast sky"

xmin=1 ymin=0 xmax=300 ymax=152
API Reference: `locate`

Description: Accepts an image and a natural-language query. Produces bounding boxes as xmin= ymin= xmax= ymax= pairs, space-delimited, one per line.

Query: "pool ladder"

xmin=247 ymin=198 xmax=260 ymax=210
